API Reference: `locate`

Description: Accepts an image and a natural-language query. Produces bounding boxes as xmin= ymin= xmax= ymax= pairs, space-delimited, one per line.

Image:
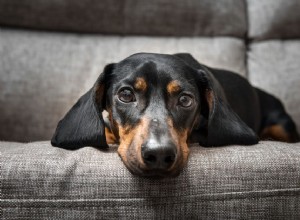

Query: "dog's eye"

xmin=118 ymin=88 xmax=136 ymax=103
xmin=178 ymin=94 xmax=193 ymax=108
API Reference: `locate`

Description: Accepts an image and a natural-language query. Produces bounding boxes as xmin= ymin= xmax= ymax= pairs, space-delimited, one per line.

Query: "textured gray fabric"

xmin=248 ymin=0 xmax=300 ymax=40
xmin=1 ymin=141 xmax=300 ymax=219
xmin=248 ymin=40 xmax=300 ymax=133
xmin=1 ymin=1 xmax=300 ymax=219
xmin=0 ymin=28 xmax=246 ymax=142
xmin=0 ymin=0 xmax=247 ymax=37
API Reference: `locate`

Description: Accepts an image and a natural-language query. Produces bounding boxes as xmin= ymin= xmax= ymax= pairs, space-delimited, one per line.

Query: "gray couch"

xmin=1 ymin=0 xmax=300 ymax=219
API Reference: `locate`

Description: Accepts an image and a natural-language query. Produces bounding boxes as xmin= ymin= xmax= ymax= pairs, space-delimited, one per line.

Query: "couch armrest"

xmin=1 ymin=141 xmax=300 ymax=219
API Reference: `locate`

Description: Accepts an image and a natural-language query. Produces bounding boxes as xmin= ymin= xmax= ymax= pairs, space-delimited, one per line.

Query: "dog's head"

xmin=52 ymin=53 xmax=257 ymax=177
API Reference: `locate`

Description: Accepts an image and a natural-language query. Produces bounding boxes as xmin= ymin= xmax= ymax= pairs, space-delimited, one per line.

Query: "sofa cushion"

xmin=0 ymin=28 xmax=246 ymax=142
xmin=0 ymin=0 xmax=247 ymax=37
xmin=1 ymin=141 xmax=300 ymax=219
xmin=248 ymin=0 xmax=300 ymax=40
xmin=248 ymin=40 xmax=300 ymax=133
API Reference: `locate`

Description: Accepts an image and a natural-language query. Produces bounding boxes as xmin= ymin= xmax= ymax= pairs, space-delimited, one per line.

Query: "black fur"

xmin=51 ymin=53 xmax=299 ymax=149
xmin=51 ymin=65 xmax=113 ymax=149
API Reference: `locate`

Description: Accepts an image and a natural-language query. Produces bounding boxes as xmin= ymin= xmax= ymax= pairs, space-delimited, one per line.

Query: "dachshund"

xmin=51 ymin=53 xmax=299 ymax=177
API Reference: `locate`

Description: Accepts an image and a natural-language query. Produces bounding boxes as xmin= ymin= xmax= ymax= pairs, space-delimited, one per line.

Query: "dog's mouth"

xmin=122 ymin=162 xmax=184 ymax=178
xmin=131 ymin=169 xmax=182 ymax=178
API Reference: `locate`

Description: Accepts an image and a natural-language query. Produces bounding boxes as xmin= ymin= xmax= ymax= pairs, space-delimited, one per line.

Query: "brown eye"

xmin=178 ymin=94 xmax=193 ymax=107
xmin=118 ymin=88 xmax=136 ymax=103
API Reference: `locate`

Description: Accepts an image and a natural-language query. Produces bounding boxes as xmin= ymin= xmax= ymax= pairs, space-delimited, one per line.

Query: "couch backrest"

xmin=246 ymin=0 xmax=300 ymax=135
xmin=0 ymin=0 xmax=299 ymax=142
xmin=0 ymin=0 xmax=247 ymax=37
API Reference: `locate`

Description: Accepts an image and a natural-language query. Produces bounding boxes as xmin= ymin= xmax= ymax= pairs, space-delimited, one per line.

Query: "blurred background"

xmin=0 ymin=0 xmax=299 ymax=142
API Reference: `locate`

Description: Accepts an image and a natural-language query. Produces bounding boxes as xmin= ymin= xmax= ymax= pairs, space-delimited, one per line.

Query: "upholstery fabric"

xmin=0 ymin=28 xmax=246 ymax=142
xmin=248 ymin=0 xmax=300 ymax=40
xmin=1 ymin=1 xmax=300 ymax=219
xmin=1 ymin=141 xmax=300 ymax=219
xmin=248 ymin=40 xmax=300 ymax=133
xmin=0 ymin=0 xmax=247 ymax=37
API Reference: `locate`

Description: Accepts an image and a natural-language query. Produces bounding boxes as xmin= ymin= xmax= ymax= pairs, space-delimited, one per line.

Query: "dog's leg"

xmin=256 ymin=88 xmax=299 ymax=143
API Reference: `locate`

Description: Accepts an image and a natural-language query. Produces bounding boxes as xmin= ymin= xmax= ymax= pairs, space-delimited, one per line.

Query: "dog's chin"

xmin=140 ymin=170 xmax=182 ymax=179
xmin=124 ymin=163 xmax=183 ymax=178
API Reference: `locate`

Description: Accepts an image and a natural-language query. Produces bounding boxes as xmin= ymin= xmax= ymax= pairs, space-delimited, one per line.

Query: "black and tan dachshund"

xmin=51 ymin=53 xmax=299 ymax=177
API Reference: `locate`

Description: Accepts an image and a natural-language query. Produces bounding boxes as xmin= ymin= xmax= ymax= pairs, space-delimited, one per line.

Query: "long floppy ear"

xmin=175 ymin=53 xmax=258 ymax=146
xmin=51 ymin=64 xmax=115 ymax=149
xmin=196 ymin=68 xmax=259 ymax=146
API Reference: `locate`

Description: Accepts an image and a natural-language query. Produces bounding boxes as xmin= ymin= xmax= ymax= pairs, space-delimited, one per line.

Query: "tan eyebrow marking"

xmin=167 ymin=80 xmax=181 ymax=94
xmin=134 ymin=77 xmax=147 ymax=91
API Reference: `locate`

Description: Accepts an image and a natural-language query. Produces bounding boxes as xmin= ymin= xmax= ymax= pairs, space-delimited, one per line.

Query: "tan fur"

xmin=105 ymin=127 xmax=118 ymax=144
xmin=117 ymin=118 xmax=150 ymax=170
xmin=167 ymin=80 xmax=181 ymax=94
xmin=134 ymin=77 xmax=147 ymax=92
xmin=167 ymin=118 xmax=190 ymax=174
xmin=116 ymin=112 xmax=192 ymax=175
xmin=261 ymin=125 xmax=291 ymax=142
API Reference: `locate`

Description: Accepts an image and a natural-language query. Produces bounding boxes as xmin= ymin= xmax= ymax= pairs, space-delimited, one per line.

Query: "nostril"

xmin=144 ymin=154 xmax=157 ymax=164
xmin=164 ymin=155 xmax=175 ymax=164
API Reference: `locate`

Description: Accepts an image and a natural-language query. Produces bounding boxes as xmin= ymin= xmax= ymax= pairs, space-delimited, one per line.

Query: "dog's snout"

xmin=141 ymin=139 xmax=177 ymax=170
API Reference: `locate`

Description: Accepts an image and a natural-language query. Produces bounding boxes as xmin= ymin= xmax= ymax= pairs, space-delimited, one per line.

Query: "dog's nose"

xmin=141 ymin=140 xmax=177 ymax=170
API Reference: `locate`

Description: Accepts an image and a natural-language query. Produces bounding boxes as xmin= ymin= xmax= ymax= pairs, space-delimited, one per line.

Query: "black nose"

xmin=141 ymin=140 xmax=177 ymax=170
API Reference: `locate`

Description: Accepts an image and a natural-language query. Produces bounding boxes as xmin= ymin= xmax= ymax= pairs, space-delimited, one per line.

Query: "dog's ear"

xmin=51 ymin=64 xmax=115 ymax=149
xmin=174 ymin=53 xmax=258 ymax=146
xmin=195 ymin=68 xmax=259 ymax=146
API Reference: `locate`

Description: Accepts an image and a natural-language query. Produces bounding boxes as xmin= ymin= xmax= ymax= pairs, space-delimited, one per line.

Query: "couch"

xmin=1 ymin=0 xmax=300 ymax=219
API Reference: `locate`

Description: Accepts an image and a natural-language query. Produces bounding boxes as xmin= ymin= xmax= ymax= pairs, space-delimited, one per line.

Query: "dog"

xmin=51 ymin=53 xmax=299 ymax=177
